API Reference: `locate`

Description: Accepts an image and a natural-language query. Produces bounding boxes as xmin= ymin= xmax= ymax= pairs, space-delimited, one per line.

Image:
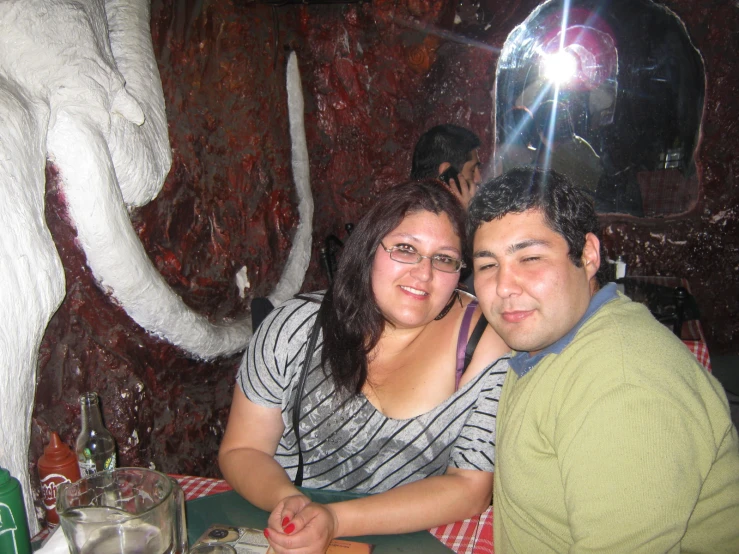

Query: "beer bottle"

xmin=75 ymin=392 xmax=117 ymax=477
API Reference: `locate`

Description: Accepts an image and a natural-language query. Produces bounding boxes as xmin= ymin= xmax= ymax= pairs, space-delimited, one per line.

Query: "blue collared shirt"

xmin=508 ymin=283 xmax=619 ymax=379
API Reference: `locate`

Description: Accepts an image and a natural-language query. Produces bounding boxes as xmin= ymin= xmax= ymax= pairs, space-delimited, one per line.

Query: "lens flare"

xmin=542 ymin=51 xmax=578 ymax=84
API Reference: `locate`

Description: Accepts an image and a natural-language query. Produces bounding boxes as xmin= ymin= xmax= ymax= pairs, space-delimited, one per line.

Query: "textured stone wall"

xmin=29 ymin=0 xmax=737 ymax=524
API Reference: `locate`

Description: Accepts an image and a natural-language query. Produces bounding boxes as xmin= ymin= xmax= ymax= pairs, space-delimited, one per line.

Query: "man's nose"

xmin=496 ymin=264 xmax=520 ymax=297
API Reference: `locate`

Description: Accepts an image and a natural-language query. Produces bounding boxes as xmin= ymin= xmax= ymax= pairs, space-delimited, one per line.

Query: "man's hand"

xmin=448 ymin=172 xmax=477 ymax=210
xmin=266 ymin=497 xmax=338 ymax=553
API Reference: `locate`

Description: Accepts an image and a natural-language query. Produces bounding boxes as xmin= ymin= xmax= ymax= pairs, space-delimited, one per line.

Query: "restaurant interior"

xmin=0 ymin=0 xmax=737 ymax=542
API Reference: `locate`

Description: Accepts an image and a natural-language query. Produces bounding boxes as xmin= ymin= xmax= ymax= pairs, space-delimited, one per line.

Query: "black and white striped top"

xmin=239 ymin=294 xmax=509 ymax=494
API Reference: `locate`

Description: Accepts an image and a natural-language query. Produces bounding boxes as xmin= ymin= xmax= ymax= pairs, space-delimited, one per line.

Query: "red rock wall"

xmin=29 ymin=0 xmax=737 ymax=523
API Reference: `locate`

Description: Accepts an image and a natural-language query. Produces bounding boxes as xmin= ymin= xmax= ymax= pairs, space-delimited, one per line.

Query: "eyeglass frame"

xmin=379 ymin=241 xmax=466 ymax=273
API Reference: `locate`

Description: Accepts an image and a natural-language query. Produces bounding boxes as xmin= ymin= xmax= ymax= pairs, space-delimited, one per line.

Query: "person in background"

xmin=411 ymin=124 xmax=482 ymax=209
xmin=468 ymin=166 xmax=739 ymax=553
xmin=220 ymin=181 xmax=510 ymax=554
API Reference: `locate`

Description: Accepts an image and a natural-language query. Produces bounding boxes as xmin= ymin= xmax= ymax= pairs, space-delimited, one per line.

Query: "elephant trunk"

xmin=104 ymin=0 xmax=172 ymax=207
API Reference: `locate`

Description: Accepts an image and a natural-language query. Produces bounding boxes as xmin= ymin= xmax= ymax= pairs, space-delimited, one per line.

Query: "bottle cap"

xmin=41 ymin=433 xmax=75 ymax=464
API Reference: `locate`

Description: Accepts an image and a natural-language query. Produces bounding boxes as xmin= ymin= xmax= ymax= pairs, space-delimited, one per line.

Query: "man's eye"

xmin=522 ymin=256 xmax=540 ymax=263
xmin=477 ymin=262 xmax=498 ymax=271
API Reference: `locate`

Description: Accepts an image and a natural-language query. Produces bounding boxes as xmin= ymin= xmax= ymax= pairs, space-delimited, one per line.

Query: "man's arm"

xmin=559 ymin=383 xmax=711 ymax=553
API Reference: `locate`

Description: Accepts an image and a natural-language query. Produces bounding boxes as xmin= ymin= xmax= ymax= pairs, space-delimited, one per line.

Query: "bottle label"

xmin=78 ymin=453 xmax=116 ymax=478
xmin=40 ymin=473 xmax=71 ymax=521
xmin=78 ymin=459 xmax=96 ymax=478
xmin=104 ymin=453 xmax=117 ymax=471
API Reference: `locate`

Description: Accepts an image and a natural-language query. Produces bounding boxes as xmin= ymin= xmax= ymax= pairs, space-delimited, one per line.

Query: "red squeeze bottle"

xmin=37 ymin=432 xmax=81 ymax=527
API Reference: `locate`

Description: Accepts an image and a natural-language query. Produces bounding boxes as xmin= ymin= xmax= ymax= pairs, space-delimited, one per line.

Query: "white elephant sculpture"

xmin=0 ymin=0 xmax=312 ymax=532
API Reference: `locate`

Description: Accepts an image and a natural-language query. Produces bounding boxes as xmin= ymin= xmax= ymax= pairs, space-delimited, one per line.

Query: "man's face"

xmin=460 ymin=150 xmax=482 ymax=185
xmin=472 ymin=209 xmax=599 ymax=355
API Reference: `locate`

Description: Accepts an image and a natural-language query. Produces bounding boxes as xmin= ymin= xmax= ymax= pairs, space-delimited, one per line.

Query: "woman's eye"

xmin=434 ymin=255 xmax=454 ymax=264
xmin=395 ymin=244 xmax=416 ymax=253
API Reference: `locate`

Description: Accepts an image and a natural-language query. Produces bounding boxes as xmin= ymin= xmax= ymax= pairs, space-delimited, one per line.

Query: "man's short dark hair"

xmin=411 ymin=124 xmax=481 ymax=180
xmin=468 ymin=167 xmax=608 ymax=286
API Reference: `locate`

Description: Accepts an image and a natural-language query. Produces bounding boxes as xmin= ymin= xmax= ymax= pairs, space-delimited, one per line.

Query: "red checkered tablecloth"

xmin=174 ymin=475 xmax=493 ymax=554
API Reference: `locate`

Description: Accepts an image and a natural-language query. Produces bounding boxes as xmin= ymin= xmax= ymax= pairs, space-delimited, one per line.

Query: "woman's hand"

xmin=265 ymin=497 xmax=339 ymax=554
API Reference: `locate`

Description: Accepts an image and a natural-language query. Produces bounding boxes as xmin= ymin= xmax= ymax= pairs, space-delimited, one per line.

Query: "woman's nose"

xmin=410 ymin=257 xmax=433 ymax=280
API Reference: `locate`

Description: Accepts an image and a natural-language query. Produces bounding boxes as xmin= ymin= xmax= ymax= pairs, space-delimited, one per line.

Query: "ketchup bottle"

xmin=37 ymin=432 xmax=81 ymax=528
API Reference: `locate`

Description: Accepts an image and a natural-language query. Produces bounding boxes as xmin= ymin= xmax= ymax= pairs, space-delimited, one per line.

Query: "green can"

xmin=0 ymin=467 xmax=32 ymax=554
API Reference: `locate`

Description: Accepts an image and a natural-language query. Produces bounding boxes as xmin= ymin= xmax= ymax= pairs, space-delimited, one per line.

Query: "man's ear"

xmin=582 ymin=233 xmax=601 ymax=280
xmin=438 ymin=162 xmax=451 ymax=177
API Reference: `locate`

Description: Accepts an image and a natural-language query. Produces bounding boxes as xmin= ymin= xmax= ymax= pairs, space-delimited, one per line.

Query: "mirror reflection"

xmin=494 ymin=0 xmax=705 ymax=216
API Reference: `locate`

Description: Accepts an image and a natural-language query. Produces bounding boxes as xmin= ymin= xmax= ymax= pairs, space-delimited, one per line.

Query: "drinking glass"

xmin=57 ymin=467 xmax=188 ymax=554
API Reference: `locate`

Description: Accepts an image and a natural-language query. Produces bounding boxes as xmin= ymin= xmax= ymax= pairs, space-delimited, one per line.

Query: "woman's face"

xmin=371 ymin=210 xmax=462 ymax=331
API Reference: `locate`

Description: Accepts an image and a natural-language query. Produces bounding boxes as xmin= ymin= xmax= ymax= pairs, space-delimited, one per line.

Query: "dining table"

xmin=32 ymin=474 xmax=493 ymax=553
xmin=177 ymin=474 xmax=493 ymax=554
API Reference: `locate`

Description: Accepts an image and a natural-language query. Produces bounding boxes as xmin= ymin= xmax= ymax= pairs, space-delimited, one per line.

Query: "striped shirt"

xmin=239 ymin=294 xmax=509 ymax=494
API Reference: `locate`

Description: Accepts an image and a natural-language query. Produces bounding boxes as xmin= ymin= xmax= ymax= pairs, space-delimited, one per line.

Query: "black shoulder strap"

xmin=463 ymin=314 xmax=488 ymax=373
xmin=291 ymin=317 xmax=321 ymax=487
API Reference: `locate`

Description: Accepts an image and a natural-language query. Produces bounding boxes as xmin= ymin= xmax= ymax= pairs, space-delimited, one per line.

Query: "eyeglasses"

xmin=380 ymin=242 xmax=465 ymax=273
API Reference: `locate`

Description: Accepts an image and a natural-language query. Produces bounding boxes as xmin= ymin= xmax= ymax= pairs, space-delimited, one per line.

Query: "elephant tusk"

xmin=268 ymin=51 xmax=313 ymax=307
xmin=48 ymin=111 xmax=252 ymax=359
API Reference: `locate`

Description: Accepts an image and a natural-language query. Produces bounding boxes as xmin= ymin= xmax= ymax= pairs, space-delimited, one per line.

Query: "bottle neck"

xmin=79 ymin=393 xmax=105 ymax=431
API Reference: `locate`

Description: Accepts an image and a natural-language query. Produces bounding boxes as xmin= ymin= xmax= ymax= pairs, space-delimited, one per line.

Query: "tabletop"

xmin=175 ymin=475 xmax=493 ymax=554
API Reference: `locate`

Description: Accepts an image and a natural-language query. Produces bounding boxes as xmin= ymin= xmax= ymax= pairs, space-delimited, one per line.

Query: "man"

xmin=468 ymin=167 xmax=739 ymax=552
xmin=411 ymin=124 xmax=482 ymax=209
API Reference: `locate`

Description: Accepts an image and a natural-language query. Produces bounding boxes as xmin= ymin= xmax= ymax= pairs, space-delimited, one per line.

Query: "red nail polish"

xmin=282 ymin=516 xmax=290 ymax=527
xmin=263 ymin=529 xmax=270 ymax=538
xmin=284 ymin=523 xmax=295 ymax=534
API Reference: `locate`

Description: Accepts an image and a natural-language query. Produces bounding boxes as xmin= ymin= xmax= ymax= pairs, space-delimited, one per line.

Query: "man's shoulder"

xmin=578 ymin=294 xmax=678 ymax=348
xmin=559 ymin=294 xmax=705 ymax=384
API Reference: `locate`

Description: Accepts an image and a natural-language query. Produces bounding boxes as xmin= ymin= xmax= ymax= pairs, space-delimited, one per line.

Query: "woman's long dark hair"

xmin=318 ymin=180 xmax=467 ymax=397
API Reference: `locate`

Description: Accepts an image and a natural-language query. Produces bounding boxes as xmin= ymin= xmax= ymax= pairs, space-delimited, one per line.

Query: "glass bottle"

xmin=75 ymin=392 xmax=117 ymax=477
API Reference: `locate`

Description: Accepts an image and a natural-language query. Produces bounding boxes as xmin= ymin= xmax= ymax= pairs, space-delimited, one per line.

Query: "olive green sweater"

xmin=494 ymin=287 xmax=739 ymax=553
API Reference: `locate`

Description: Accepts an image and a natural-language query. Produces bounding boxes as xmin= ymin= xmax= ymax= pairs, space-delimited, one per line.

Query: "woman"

xmin=219 ymin=181 xmax=510 ymax=554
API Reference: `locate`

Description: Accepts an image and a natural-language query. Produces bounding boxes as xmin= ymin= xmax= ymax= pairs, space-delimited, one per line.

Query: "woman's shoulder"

xmin=253 ymin=291 xmax=324 ymax=341
xmin=273 ymin=290 xmax=324 ymax=315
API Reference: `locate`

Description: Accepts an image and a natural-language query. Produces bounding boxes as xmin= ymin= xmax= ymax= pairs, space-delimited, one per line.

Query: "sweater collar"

xmin=508 ymin=283 xmax=619 ymax=378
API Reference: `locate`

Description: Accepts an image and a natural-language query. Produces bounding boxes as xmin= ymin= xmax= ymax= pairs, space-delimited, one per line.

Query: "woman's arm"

xmin=333 ymin=466 xmax=492 ymax=534
xmin=265 ymin=468 xmax=492 ymax=553
xmin=218 ymin=386 xmax=304 ymax=511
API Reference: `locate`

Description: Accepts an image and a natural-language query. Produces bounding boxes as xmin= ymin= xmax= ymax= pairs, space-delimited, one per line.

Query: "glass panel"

xmin=494 ymin=0 xmax=704 ymax=216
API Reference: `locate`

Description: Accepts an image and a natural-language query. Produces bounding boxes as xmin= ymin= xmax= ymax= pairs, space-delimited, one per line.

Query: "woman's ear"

xmin=582 ymin=233 xmax=601 ymax=280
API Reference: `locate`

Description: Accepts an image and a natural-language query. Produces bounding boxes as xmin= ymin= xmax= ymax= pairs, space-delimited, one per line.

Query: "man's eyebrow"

xmin=507 ymin=239 xmax=550 ymax=254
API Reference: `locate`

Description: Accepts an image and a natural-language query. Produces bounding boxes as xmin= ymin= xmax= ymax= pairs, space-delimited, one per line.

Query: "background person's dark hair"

xmin=411 ymin=124 xmax=481 ymax=180
xmin=319 ymin=180 xmax=467 ymax=397
xmin=467 ymin=167 xmax=608 ymax=287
